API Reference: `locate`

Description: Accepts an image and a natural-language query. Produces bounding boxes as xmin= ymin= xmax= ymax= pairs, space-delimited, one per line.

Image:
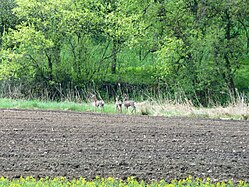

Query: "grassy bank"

xmin=0 ymin=98 xmax=115 ymax=114
xmin=0 ymin=98 xmax=248 ymax=120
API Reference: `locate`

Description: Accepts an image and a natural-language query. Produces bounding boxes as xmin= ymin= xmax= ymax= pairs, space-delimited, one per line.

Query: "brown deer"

xmin=91 ymin=95 xmax=104 ymax=111
xmin=115 ymin=96 xmax=122 ymax=112
xmin=123 ymin=94 xmax=136 ymax=113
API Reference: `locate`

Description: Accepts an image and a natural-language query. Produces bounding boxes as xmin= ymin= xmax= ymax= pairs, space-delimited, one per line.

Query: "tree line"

xmin=0 ymin=0 xmax=248 ymax=105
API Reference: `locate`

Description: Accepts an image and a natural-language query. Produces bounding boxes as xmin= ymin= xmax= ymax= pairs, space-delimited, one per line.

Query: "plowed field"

xmin=0 ymin=109 xmax=248 ymax=182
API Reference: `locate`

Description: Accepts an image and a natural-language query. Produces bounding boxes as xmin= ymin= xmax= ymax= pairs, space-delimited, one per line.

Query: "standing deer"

xmin=91 ymin=95 xmax=105 ymax=111
xmin=115 ymin=96 xmax=122 ymax=112
xmin=123 ymin=95 xmax=136 ymax=113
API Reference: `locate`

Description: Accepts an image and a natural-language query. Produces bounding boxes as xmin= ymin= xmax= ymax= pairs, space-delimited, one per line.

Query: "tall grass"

xmin=137 ymin=95 xmax=249 ymax=120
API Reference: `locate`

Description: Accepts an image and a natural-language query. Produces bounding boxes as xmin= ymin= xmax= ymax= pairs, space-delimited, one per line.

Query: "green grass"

xmin=0 ymin=176 xmax=248 ymax=187
xmin=0 ymin=98 xmax=117 ymax=114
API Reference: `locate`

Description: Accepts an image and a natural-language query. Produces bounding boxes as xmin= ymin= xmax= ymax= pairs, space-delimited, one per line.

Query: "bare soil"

xmin=0 ymin=109 xmax=248 ymax=182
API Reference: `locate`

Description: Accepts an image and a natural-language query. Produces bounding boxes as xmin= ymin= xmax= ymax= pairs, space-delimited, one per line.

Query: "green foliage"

xmin=235 ymin=58 xmax=249 ymax=91
xmin=0 ymin=0 xmax=18 ymax=38
xmin=0 ymin=0 xmax=248 ymax=105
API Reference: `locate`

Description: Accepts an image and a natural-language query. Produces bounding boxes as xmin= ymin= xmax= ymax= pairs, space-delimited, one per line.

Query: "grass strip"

xmin=0 ymin=176 xmax=248 ymax=187
xmin=0 ymin=98 xmax=248 ymax=120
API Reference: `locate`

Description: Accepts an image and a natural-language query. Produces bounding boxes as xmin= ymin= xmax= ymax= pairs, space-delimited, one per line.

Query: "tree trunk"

xmin=224 ymin=10 xmax=236 ymax=95
xmin=45 ymin=51 xmax=53 ymax=81
xmin=111 ymin=40 xmax=117 ymax=74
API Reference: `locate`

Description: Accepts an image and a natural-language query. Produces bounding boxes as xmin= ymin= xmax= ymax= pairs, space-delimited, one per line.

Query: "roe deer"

xmin=115 ymin=96 xmax=122 ymax=112
xmin=123 ymin=95 xmax=136 ymax=113
xmin=92 ymin=95 xmax=104 ymax=111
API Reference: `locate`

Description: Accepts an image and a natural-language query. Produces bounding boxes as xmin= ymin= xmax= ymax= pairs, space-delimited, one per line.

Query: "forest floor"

xmin=0 ymin=109 xmax=248 ymax=182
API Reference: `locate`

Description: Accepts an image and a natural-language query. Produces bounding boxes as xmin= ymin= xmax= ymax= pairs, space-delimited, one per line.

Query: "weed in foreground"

xmin=0 ymin=176 xmax=248 ymax=187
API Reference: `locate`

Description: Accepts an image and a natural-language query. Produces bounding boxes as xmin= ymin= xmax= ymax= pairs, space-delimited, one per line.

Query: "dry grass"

xmin=136 ymin=98 xmax=249 ymax=120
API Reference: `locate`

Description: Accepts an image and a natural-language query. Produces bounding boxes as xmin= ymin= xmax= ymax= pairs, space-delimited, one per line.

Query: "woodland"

xmin=0 ymin=0 xmax=248 ymax=106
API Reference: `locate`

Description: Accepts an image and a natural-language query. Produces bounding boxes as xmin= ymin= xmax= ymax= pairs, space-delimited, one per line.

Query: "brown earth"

xmin=0 ymin=109 xmax=248 ymax=182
